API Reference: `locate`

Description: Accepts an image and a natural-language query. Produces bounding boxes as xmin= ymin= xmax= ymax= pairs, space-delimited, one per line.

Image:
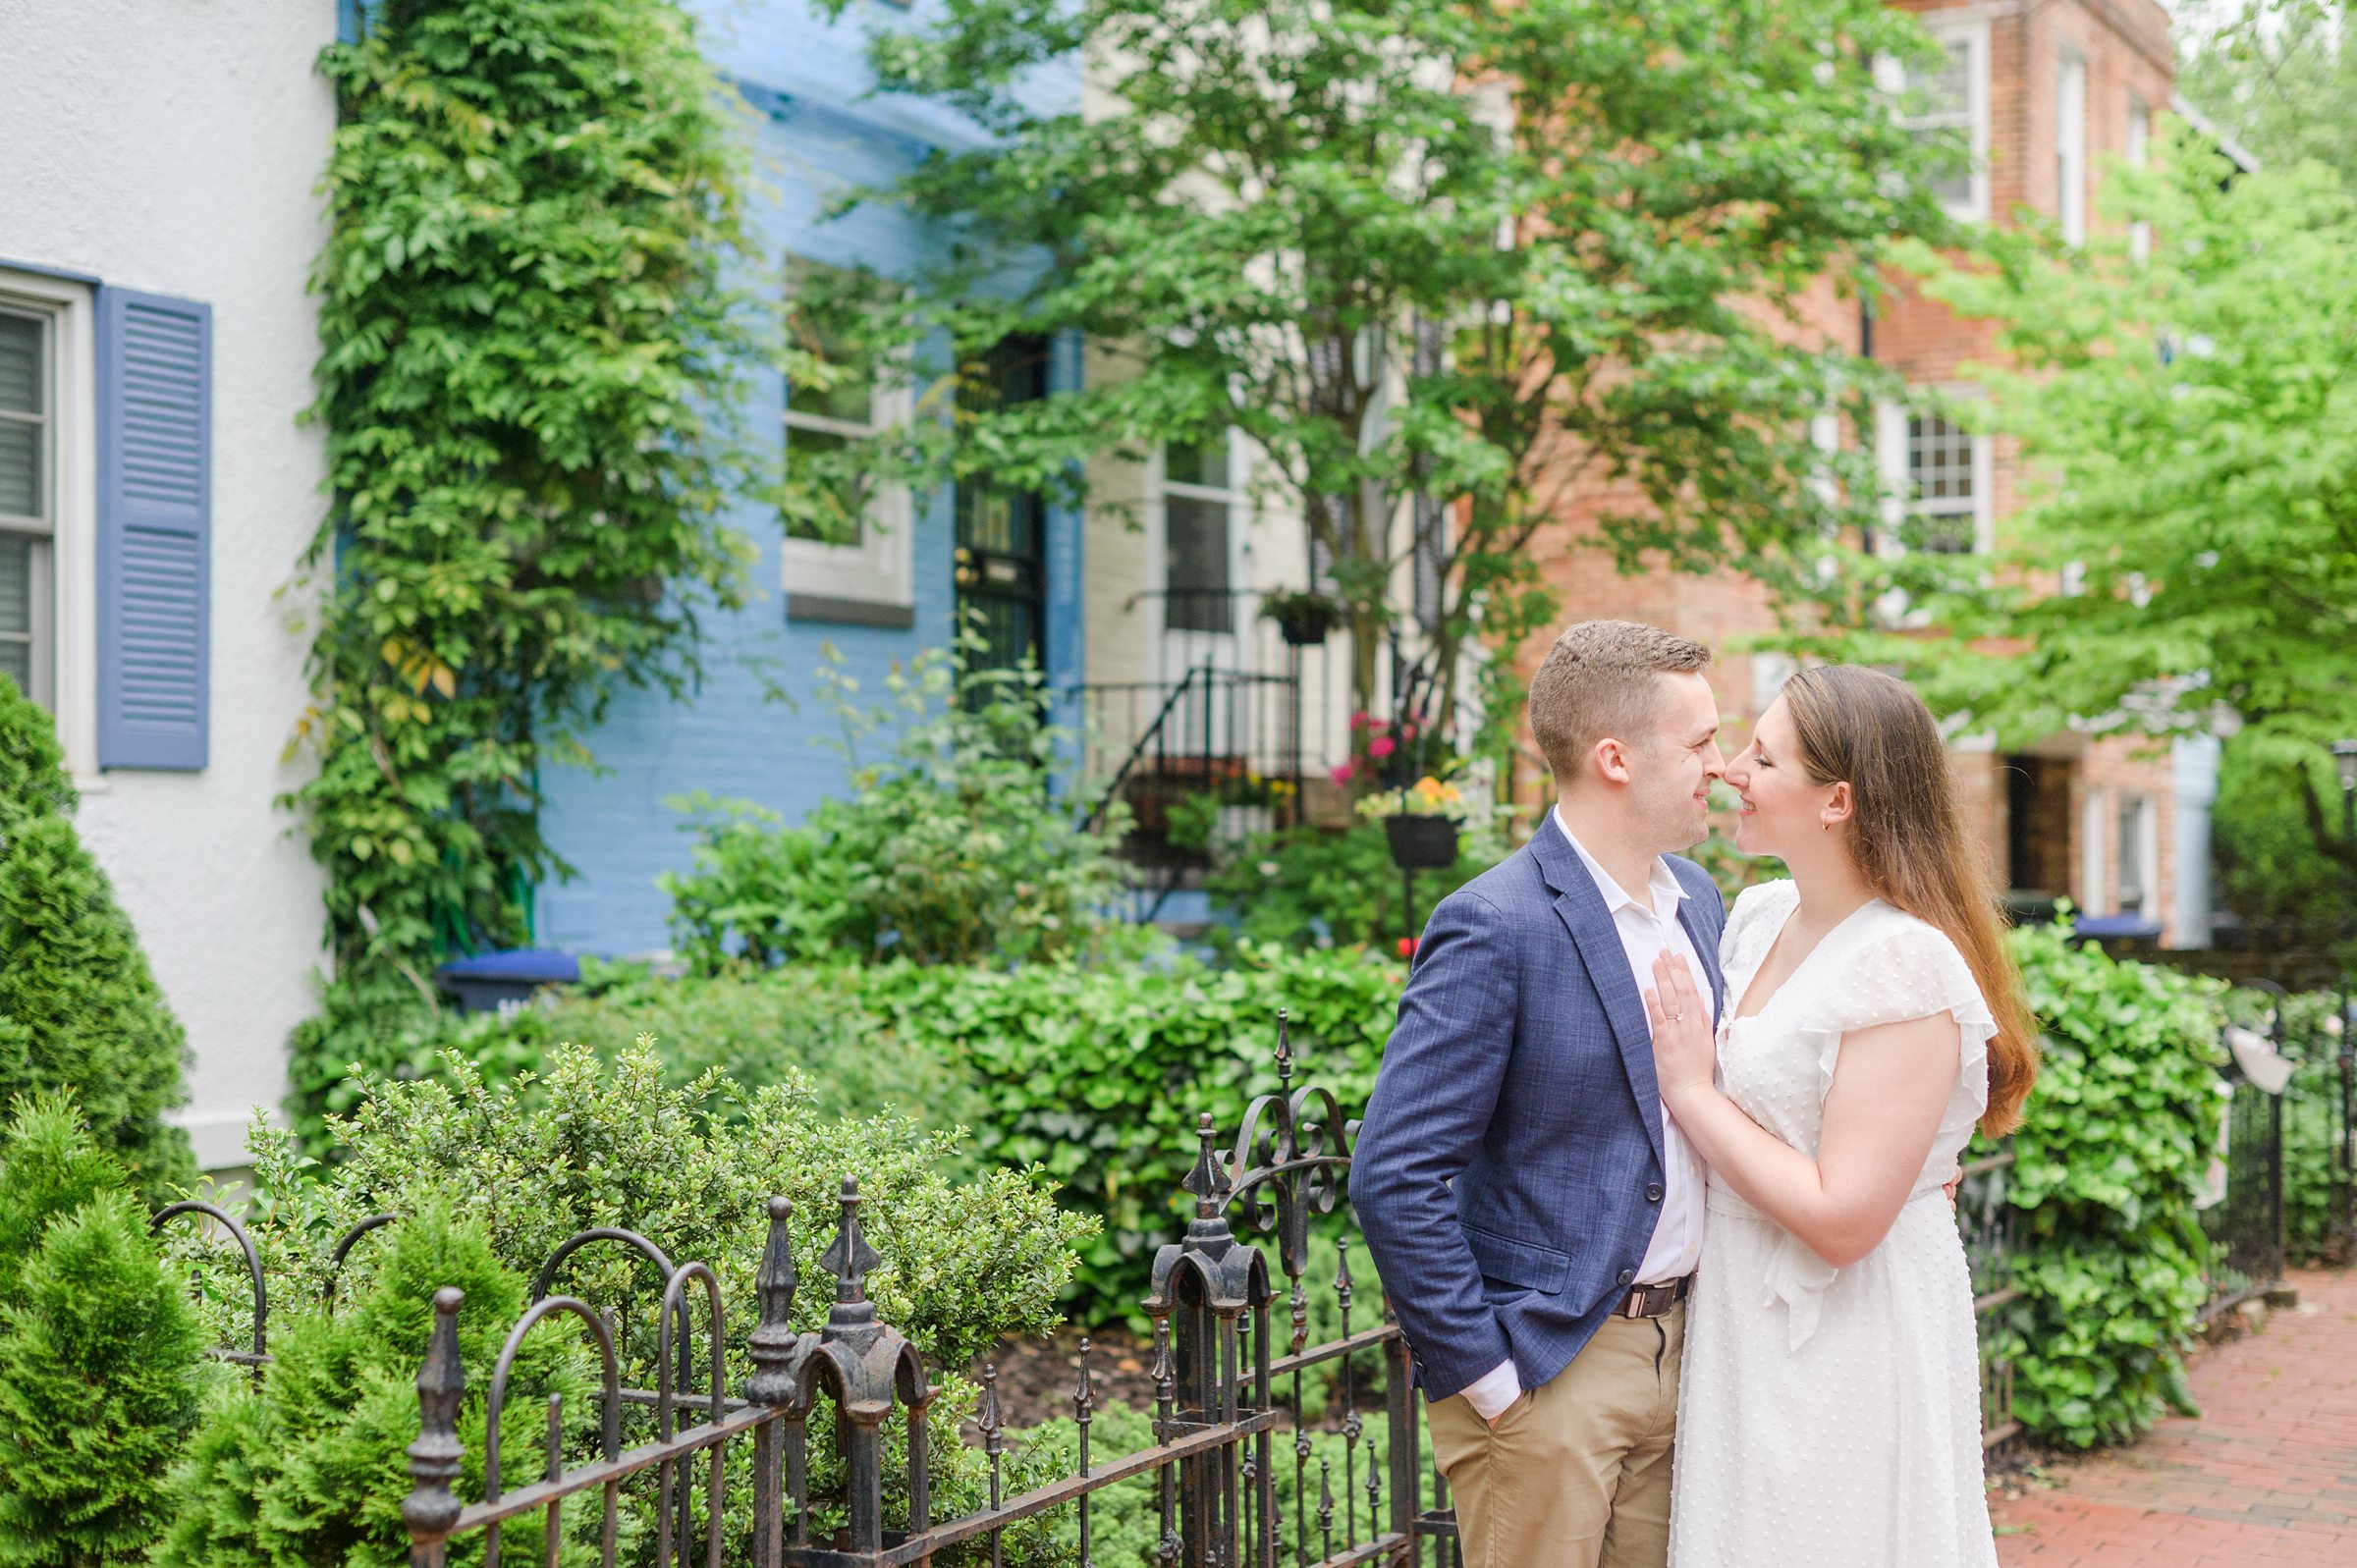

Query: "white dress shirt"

xmin=1459 ymin=809 xmax=1716 ymax=1422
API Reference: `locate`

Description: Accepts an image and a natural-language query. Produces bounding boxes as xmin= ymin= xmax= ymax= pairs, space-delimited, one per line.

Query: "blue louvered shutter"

xmin=97 ymin=289 xmax=210 ymax=770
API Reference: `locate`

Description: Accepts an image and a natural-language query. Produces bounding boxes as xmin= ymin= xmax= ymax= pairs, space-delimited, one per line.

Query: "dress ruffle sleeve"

xmin=1791 ymin=911 xmax=1997 ymax=1118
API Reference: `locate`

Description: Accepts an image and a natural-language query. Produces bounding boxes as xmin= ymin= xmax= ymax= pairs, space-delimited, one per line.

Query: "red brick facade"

xmin=1516 ymin=0 xmax=2205 ymax=944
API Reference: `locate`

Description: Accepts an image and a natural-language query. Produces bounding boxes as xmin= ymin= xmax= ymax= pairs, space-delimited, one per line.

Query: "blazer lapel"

xmin=1530 ymin=818 xmax=1667 ymax=1172
xmin=1676 ymin=889 xmax=1727 ymax=1019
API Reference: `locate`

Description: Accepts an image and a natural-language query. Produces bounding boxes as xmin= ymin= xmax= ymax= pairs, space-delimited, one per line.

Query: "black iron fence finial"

xmin=401 ymin=1287 xmax=466 ymax=1568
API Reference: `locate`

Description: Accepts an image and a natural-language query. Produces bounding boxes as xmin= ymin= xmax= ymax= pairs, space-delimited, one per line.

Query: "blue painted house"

xmin=535 ymin=1 xmax=1092 ymax=955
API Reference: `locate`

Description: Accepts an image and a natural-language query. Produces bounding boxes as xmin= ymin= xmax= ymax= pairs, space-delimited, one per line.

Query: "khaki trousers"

xmin=1424 ymin=1301 xmax=1685 ymax=1568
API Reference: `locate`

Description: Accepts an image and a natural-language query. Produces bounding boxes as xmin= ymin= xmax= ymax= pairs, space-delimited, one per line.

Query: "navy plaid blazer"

xmin=1348 ymin=813 xmax=1728 ymax=1401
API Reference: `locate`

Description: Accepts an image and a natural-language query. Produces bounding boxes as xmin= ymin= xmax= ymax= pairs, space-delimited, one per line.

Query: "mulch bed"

xmin=972 ymin=1325 xmax=1161 ymax=1429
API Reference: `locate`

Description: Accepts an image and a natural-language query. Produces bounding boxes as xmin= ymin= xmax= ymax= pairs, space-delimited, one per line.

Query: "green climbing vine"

xmin=291 ymin=0 xmax=762 ymax=1132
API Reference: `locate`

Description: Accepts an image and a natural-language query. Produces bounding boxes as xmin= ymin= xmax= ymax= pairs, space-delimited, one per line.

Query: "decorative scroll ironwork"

xmin=150 ymin=1200 xmax=268 ymax=1369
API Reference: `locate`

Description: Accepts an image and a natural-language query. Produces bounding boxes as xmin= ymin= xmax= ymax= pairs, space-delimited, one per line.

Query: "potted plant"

xmin=1259 ymin=589 xmax=1343 ymax=647
xmin=1358 ymin=775 xmax=1470 ymax=870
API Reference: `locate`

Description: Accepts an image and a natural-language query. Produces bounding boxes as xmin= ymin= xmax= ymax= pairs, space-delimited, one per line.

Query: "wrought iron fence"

xmin=1954 ymin=1150 xmax=2023 ymax=1452
xmin=392 ymin=1024 xmax=1455 ymax=1568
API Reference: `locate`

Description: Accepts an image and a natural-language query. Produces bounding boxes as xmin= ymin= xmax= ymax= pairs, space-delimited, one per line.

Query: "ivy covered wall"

xmin=533 ymin=0 xmax=1086 ymax=956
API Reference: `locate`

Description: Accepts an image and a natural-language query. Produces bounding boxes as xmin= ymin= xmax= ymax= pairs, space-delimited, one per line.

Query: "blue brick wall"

xmin=534 ymin=1 xmax=1081 ymax=955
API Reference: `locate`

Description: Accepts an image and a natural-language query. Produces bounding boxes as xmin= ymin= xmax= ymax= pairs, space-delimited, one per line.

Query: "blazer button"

xmin=1645 ymin=1182 xmax=1665 ymax=1203
xmin=1617 ymin=1269 xmax=1636 ymax=1287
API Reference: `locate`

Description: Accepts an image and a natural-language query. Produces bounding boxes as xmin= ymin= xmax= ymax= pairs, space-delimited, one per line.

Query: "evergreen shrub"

xmin=0 ymin=675 xmax=193 ymax=1201
xmin=155 ymin=1201 xmax=594 ymax=1568
xmin=0 ymin=1093 xmax=205 ymax=1568
xmin=215 ymin=1046 xmax=1081 ymax=1565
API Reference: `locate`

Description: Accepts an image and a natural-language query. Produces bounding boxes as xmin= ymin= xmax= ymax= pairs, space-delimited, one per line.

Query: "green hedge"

xmin=1993 ymin=924 xmax=2224 ymax=1449
xmin=854 ymin=941 xmax=1405 ymax=1312
xmin=318 ymin=914 xmax=2235 ymax=1449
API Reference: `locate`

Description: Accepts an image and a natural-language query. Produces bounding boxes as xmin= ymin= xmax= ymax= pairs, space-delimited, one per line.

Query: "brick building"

xmin=1521 ymin=0 xmax=2220 ymax=946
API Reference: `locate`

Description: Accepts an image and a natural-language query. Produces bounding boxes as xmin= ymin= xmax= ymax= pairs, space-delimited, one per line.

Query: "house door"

xmin=954 ymin=337 xmax=1050 ymax=674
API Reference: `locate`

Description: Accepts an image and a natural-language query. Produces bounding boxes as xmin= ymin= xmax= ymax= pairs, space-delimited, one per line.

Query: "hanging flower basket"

xmin=1383 ymin=813 xmax=1459 ymax=871
xmin=1260 ymin=591 xmax=1343 ymax=647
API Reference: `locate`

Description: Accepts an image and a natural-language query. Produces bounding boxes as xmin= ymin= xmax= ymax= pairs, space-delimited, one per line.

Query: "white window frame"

xmin=2057 ymin=45 xmax=2089 ymax=246
xmin=1875 ymin=393 xmax=1994 ymax=558
xmin=1153 ymin=428 xmax=1251 ymax=638
xmin=1883 ymin=18 xmax=1992 ymax=223
xmin=2080 ymin=784 xmax=2110 ymax=916
xmin=2115 ymin=792 xmax=2160 ymax=917
xmin=779 ymin=260 xmax=914 ymax=612
xmin=0 ymin=269 xmax=97 ymax=780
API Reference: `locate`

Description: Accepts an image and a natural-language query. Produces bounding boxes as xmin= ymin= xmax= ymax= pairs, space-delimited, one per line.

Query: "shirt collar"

xmin=1552 ymin=803 xmax=1689 ymax=922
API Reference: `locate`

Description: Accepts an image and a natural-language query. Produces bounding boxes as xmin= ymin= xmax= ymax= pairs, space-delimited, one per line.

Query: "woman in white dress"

xmin=1640 ymin=666 xmax=2040 ymax=1568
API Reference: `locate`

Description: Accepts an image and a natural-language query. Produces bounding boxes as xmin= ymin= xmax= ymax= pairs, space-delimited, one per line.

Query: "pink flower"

xmin=1348 ymin=710 xmax=1371 ymax=730
xmin=1369 ymin=735 xmax=1398 ymax=759
xmin=1330 ymin=762 xmax=1356 ymax=786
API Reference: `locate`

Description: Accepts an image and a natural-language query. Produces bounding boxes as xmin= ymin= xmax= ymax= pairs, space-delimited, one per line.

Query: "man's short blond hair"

xmin=1528 ymin=620 xmax=1712 ymax=786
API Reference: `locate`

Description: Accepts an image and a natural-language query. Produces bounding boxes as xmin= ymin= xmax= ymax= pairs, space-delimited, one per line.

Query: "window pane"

xmin=1165 ymin=494 xmax=1233 ymax=632
xmin=785 ymin=258 xmax=875 ymax=426
xmin=0 ymin=532 xmax=29 ymax=637
xmin=0 ymin=419 xmax=38 ymax=519
xmin=784 ymin=424 xmax=867 ymax=545
xmin=1166 ymin=437 xmax=1229 ymax=490
xmin=1924 ymin=38 xmax=1971 ymax=119
xmin=0 ymin=314 xmax=40 ymax=415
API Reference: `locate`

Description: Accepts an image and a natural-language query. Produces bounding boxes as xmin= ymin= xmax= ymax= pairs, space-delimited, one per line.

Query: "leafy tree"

xmin=1833 ymin=123 xmax=2357 ymax=877
xmin=297 ymin=0 xmax=760 ymax=1001
xmin=0 ymin=676 xmax=194 ymax=1201
xmin=2178 ymin=2 xmax=2357 ymax=189
xmin=807 ymin=0 xmax=1951 ymax=742
xmin=0 ymin=1094 xmax=205 ymax=1568
xmin=2211 ymin=735 xmax=2357 ymax=941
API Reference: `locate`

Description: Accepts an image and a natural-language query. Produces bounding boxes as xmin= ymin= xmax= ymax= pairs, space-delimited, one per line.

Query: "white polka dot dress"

xmin=1668 ymin=879 xmax=2000 ymax=1568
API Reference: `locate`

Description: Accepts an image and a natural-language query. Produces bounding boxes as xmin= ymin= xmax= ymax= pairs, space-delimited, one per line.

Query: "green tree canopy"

xmin=2178 ymin=2 xmax=2357 ymax=189
xmin=808 ymin=0 xmax=1952 ymax=737
xmin=1833 ymin=122 xmax=2357 ymax=873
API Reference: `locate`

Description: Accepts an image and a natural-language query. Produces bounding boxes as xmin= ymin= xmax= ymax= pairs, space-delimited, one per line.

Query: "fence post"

xmin=744 ymin=1198 xmax=801 ymax=1568
xmin=401 ymin=1287 xmax=467 ymax=1568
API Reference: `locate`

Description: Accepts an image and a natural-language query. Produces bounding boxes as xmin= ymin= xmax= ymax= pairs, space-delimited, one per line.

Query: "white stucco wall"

xmin=1 ymin=0 xmax=338 ymax=1168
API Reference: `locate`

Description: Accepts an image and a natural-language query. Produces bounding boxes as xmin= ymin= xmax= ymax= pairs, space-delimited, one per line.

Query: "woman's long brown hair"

xmin=1781 ymin=666 xmax=2039 ymax=1136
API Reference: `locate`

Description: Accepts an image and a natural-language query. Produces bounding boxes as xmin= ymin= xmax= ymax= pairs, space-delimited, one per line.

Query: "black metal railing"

xmin=390 ymin=1020 xmax=1453 ymax=1568
xmin=1074 ymin=589 xmax=1378 ymax=924
xmin=1955 ymin=1150 xmax=2023 ymax=1452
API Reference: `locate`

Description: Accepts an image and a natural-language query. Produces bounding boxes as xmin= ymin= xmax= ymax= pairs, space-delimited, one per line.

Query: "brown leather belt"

xmin=1615 ymin=1274 xmax=1692 ymax=1319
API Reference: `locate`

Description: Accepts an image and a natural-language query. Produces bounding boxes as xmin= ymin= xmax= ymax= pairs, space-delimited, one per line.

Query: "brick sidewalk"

xmin=1993 ymin=1268 xmax=2357 ymax=1566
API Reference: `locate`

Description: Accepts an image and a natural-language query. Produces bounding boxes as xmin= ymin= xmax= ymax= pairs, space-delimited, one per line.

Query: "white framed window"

xmin=1876 ymin=396 xmax=1991 ymax=556
xmin=2056 ymin=46 xmax=2089 ymax=245
xmin=1884 ymin=20 xmax=1991 ymax=222
xmin=0 ymin=303 xmax=54 ymax=708
xmin=780 ymin=256 xmax=912 ymax=615
xmin=1157 ymin=430 xmax=1247 ymax=635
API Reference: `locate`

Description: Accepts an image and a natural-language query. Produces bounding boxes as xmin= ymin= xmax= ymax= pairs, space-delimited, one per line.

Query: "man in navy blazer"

xmin=1351 ymin=621 xmax=1730 ymax=1568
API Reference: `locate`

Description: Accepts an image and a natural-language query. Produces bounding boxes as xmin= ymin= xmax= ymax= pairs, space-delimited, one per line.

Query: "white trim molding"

xmin=0 ymin=266 xmax=98 ymax=780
